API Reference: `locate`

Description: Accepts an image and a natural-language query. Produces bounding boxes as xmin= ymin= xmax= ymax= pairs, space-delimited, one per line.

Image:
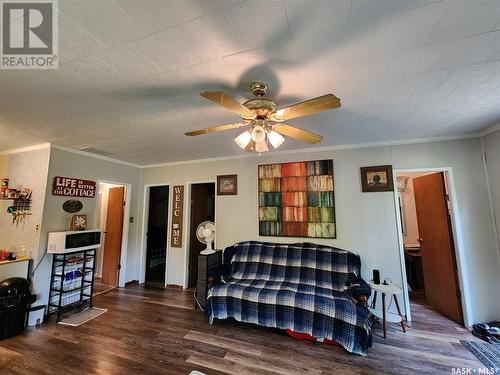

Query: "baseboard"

xmin=166 ymin=284 xmax=183 ymax=289
xmin=125 ymin=280 xmax=139 ymax=286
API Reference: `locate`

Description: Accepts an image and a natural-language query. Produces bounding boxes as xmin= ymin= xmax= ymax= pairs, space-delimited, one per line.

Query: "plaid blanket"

xmin=207 ymin=241 xmax=372 ymax=355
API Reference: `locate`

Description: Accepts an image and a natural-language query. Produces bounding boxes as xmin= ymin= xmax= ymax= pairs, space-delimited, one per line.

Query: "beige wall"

xmin=141 ymin=138 xmax=500 ymax=324
xmin=0 ymin=147 xmax=50 ymax=259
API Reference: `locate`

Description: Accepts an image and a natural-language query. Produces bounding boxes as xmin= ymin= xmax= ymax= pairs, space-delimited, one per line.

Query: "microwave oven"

xmin=47 ymin=230 xmax=102 ymax=254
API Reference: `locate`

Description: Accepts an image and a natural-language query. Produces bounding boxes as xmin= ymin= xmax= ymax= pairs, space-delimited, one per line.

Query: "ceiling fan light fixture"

xmin=234 ymin=130 xmax=252 ymax=149
xmin=251 ymin=125 xmax=266 ymax=143
xmin=267 ymin=130 xmax=285 ymax=149
xmin=255 ymin=140 xmax=268 ymax=153
xmin=188 ymin=85 xmax=340 ymax=153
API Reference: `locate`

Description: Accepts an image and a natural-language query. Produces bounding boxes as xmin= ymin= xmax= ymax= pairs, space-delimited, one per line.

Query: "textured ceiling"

xmin=1 ymin=0 xmax=500 ymax=165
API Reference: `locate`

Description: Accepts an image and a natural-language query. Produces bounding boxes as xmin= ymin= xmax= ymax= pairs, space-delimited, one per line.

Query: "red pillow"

xmin=285 ymin=329 xmax=339 ymax=346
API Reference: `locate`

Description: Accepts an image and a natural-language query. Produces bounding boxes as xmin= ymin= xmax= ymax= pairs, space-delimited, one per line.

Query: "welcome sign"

xmin=170 ymin=185 xmax=184 ymax=248
xmin=53 ymin=176 xmax=96 ymax=198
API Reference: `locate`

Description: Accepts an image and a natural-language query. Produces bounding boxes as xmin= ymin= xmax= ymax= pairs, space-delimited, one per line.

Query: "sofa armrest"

xmin=349 ymin=278 xmax=371 ymax=305
xmin=219 ymin=245 xmax=238 ymax=281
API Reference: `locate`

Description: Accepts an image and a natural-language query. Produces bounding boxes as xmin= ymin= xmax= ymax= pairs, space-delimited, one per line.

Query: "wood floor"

xmin=92 ymin=278 xmax=116 ymax=296
xmin=0 ymin=285 xmax=483 ymax=375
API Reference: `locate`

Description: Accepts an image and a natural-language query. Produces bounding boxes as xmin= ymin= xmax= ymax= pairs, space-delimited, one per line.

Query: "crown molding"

xmin=479 ymin=122 xmax=500 ymax=137
xmin=50 ymin=144 xmax=141 ymax=168
xmin=5 ymin=133 xmax=481 ymax=169
xmin=141 ymin=132 xmax=480 ymax=169
xmin=0 ymin=143 xmax=51 ymax=156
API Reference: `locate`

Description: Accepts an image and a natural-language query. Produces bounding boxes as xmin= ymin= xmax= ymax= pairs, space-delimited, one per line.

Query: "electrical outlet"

xmin=35 ymin=224 xmax=40 ymax=231
xmin=129 ymin=217 xmax=134 ymax=223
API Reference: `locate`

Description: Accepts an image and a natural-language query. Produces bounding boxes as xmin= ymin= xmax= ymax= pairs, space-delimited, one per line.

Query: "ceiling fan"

xmin=185 ymin=82 xmax=341 ymax=153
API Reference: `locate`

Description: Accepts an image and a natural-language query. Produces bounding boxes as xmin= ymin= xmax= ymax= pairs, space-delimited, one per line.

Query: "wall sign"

xmin=53 ymin=176 xmax=96 ymax=198
xmin=170 ymin=185 xmax=184 ymax=248
xmin=63 ymin=199 xmax=83 ymax=213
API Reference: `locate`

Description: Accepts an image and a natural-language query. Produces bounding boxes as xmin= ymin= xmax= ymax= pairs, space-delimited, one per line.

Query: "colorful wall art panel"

xmin=258 ymin=159 xmax=335 ymax=238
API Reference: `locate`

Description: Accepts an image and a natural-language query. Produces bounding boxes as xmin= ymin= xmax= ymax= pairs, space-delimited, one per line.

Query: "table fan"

xmin=197 ymin=221 xmax=216 ymax=255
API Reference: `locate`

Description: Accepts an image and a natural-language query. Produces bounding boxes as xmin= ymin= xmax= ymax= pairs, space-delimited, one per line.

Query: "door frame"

xmin=392 ymin=167 xmax=471 ymax=327
xmin=95 ymin=180 xmax=132 ymax=288
xmin=139 ymin=183 xmax=171 ymax=286
xmin=184 ymin=180 xmax=217 ymax=289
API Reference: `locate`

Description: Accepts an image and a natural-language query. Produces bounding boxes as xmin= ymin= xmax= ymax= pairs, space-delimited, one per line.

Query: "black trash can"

xmin=0 ymin=278 xmax=36 ymax=340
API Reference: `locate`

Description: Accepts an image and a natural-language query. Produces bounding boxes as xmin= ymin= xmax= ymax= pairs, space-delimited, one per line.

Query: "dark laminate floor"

xmin=0 ymin=285 xmax=483 ymax=375
xmin=92 ymin=278 xmax=116 ymax=296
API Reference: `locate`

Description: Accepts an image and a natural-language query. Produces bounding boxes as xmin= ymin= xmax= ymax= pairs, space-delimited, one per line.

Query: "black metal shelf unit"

xmin=48 ymin=249 xmax=96 ymax=321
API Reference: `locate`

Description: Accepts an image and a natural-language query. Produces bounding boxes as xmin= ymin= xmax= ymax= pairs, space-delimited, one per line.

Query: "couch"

xmin=206 ymin=241 xmax=373 ymax=355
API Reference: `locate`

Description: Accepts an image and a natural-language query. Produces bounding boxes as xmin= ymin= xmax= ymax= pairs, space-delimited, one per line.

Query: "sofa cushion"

xmin=229 ymin=241 xmax=361 ymax=292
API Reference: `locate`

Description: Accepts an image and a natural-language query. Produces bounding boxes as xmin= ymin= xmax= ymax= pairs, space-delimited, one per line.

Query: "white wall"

xmin=32 ymin=147 xmax=141 ymax=309
xmin=482 ymin=129 xmax=500 ymax=290
xmin=0 ymin=147 xmax=50 ymax=260
xmin=140 ymin=138 xmax=500 ymax=324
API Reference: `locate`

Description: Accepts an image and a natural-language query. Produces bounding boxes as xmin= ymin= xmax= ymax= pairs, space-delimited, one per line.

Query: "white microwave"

xmin=47 ymin=230 xmax=102 ymax=254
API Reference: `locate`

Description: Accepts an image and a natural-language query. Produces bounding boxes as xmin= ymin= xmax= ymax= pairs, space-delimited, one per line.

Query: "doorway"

xmin=187 ymin=182 xmax=215 ymax=288
xmin=396 ymin=171 xmax=463 ymax=324
xmin=96 ymin=183 xmax=126 ymax=288
xmin=145 ymin=186 xmax=169 ymax=285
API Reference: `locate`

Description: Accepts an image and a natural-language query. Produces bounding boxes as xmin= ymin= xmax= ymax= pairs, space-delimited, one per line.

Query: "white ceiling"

xmin=1 ymin=0 xmax=500 ymax=165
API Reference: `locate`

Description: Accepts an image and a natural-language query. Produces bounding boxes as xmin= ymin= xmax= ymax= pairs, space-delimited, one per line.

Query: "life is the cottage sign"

xmin=53 ymin=176 xmax=96 ymax=198
xmin=170 ymin=185 xmax=184 ymax=247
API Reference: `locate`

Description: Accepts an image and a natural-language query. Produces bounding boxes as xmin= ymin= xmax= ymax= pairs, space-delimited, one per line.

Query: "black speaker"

xmin=373 ymin=269 xmax=380 ymax=284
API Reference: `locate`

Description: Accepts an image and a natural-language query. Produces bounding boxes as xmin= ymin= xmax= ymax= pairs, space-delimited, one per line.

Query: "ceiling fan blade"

xmin=185 ymin=122 xmax=247 ymax=136
xmin=273 ymin=94 xmax=341 ymax=121
xmin=273 ymin=124 xmax=323 ymax=144
xmin=200 ymin=91 xmax=255 ymax=118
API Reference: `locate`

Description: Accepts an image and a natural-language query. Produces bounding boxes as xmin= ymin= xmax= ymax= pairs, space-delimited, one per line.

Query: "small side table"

xmin=195 ymin=251 xmax=222 ymax=310
xmin=368 ymin=281 xmax=407 ymax=338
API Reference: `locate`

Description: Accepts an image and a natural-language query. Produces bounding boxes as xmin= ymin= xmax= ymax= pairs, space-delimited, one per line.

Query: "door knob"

xmin=418 ymin=238 xmax=424 ymax=243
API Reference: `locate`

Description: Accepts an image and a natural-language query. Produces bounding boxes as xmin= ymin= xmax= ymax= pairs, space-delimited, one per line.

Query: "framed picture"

xmin=70 ymin=214 xmax=87 ymax=231
xmin=258 ymin=160 xmax=336 ymax=238
xmin=217 ymin=174 xmax=237 ymax=195
xmin=360 ymin=165 xmax=394 ymax=192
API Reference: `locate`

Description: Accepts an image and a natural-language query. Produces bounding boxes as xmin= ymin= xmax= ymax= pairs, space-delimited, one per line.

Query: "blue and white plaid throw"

xmin=207 ymin=241 xmax=372 ymax=355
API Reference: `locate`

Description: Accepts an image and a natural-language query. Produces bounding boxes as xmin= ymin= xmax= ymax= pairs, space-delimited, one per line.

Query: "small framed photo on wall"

xmin=360 ymin=165 xmax=394 ymax=192
xmin=217 ymin=174 xmax=237 ymax=195
xmin=70 ymin=214 xmax=87 ymax=231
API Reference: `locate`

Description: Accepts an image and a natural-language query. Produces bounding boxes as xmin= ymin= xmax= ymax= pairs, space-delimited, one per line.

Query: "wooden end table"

xmin=368 ymin=281 xmax=407 ymax=338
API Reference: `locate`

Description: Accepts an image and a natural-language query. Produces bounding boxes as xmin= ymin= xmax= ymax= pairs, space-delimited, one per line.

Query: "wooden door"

xmin=188 ymin=183 xmax=215 ymax=288
xmin=413 ymin=173 xmax=463 ymax=324
xmin=102 ymin=186 xmax=125 ymax=286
